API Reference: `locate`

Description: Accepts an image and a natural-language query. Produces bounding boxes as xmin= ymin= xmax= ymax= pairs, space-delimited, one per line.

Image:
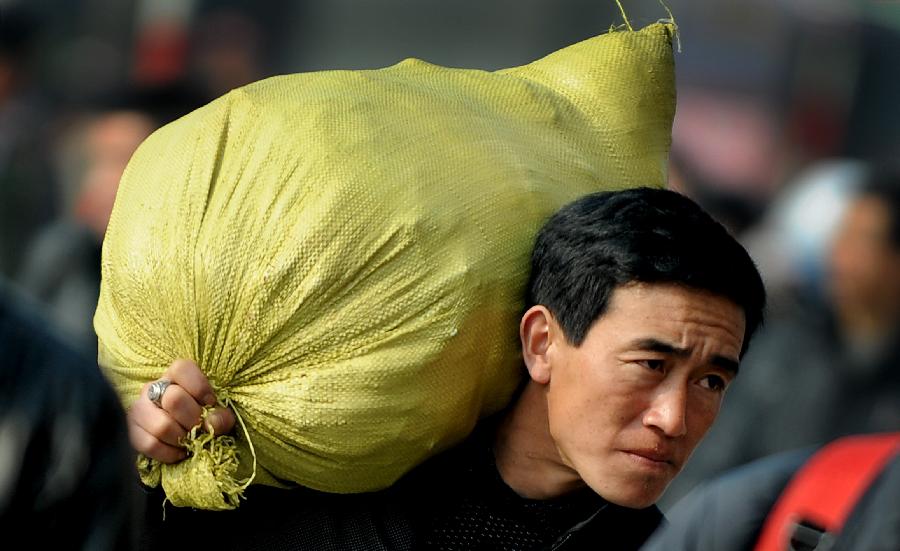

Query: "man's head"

xmin=73 ymin=110 xmax=157 ymax=239
xmin=829 ymin=169 xmax=900 ymax=332
xmin=519 ymin=187 xmax=765 ymax=508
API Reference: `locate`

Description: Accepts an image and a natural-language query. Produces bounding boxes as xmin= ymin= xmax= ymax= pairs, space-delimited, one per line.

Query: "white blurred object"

xmin=744 ymin=159 xmax=867 ymax=300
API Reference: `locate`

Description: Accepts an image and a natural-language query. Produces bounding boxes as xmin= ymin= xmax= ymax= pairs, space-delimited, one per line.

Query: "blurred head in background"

xmin=11 ymin=86 xmax=202 ymax=352
xmin=829 ymin=168 xmax=900 ymax=349
xmin=56 ymin=85 xmax=203 ymax=241
xmin=71 ymin=109 xmax=156 ymax=239
xmin=739 ymin=159 xmax=866 ymax=311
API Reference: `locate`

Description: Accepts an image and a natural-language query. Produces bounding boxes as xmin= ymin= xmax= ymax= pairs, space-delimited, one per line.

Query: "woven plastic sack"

xmin=95 ymin=22 xmax=676 ymax=510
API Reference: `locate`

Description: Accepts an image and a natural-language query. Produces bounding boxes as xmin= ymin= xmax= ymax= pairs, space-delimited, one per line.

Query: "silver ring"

xmin=147 ymin=379 xmax=171 ymax=408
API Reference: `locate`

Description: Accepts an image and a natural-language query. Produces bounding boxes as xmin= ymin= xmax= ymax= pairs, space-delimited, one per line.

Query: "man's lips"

xmin=621 ymin=448 xmax=677 ymax=467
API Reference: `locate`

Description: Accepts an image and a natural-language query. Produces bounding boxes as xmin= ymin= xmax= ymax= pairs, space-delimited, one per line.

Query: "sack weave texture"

xmin=95 ymin=22 xmax=676 ymax=509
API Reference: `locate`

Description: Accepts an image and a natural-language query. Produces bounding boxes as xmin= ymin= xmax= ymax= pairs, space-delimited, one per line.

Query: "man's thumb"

xmin=204 ymin=407 xmax=236 ymax=435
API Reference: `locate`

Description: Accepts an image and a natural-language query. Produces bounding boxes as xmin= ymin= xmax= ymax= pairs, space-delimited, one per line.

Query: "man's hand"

xmin=128 ymin=358 xmax=236 ymax=463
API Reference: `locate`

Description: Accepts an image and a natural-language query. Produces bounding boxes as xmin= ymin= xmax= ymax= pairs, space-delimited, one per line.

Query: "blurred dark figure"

xmin=0 ymin=6 xmax=58 ymax=277
xmin=14 ymin=105 xmax=155 ymax=354
xmin=662 ymin=165 xmax=900 ymax=509
xmin=643 ymin=433 xmax=900 ymax=551
xmin=829 ymin=171 xmax=900 ymax=378
xmin=14 ymin=87 xmax=202 ymax=355
xmin=189 ymin=7 xmax=266 ymax=100
xmin=738 ymin=160 xmax=866 ymax=315
xmin=0 ymin=279 xmax=137 ymax=549
xmin=132 ymin=4 xmax=267 ymax=104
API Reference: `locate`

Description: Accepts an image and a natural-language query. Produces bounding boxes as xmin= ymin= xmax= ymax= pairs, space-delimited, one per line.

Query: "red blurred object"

xmin=132 ymin=20 xmax=189 ymax=86
xmin=754 ymin=432 xmax=900 ymax=551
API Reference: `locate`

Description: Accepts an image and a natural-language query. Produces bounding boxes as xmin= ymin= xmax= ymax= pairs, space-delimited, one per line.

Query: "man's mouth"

xmin=621 ymin=448 xmax=677 ymax=470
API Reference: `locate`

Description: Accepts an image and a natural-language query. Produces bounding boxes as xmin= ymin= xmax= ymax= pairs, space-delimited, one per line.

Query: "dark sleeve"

xmin=641 ymin=447 xmax=815 ymax=551
xmin=138 ymin=482 xmax=417 ymax=551
xmin=0 ymin=283 xmax=139 ymax=550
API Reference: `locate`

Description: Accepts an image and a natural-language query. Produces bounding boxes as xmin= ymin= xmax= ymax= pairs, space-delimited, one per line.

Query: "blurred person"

xmin=131 ymin=3 xmax=267 ymax=104
xmin=642 ymin=432 xmax=900 ymax=551
xmin=69 ymin=108 xmax=156 ymax=240
xmin=660 ymin=164 xmax=900 ymax=510
xmin=0 ymin=278 xmax=138 ymax=549
xmin=15 ymin=86 xmax=202 ymax=355
xmin=127 ymin=188 xmax=766 ymax=551
xmin=14 ymin=105 xmax=156 ymax=354
xmin=740 ymin=160 xmax=867 ymax=317
xmin=829 ymin=170 xmax=900 ymax=375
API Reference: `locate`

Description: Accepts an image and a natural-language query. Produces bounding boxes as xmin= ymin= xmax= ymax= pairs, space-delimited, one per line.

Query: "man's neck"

xmin=492 ymin=380 xmax=587 ymax=500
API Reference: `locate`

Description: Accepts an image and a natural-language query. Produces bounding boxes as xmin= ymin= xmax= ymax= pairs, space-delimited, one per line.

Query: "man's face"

xmin=543 ymin=283 xmax=745 ymax=508
xmin=829 ymin=196 xmax=900 ymax=316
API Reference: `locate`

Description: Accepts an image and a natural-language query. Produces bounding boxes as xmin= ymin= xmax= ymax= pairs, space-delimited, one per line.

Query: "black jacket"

xmin=0 ymin=282 xmax=138 ymax=550
xmin=139 ymin=422 xmax=662 ymax=550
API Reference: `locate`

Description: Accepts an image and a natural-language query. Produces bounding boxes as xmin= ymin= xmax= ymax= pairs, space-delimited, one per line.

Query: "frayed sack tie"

xmin=138 ymin=393 xmax=257 ymax=511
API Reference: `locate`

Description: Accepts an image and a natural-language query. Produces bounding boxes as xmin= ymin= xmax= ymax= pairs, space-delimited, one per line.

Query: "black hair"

xmin=86 ymin=82 xmax=208 ymax=128
xmin=527 ymin=187 xmax=766 ymax=356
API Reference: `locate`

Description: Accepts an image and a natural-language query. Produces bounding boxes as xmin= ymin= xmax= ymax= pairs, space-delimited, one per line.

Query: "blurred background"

xmin=1 ymin=0 xmax=899 ymax=510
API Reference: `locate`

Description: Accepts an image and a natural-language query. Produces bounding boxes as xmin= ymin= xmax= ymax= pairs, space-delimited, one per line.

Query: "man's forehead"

xmin=600 ymin=283 xmax=746 ymax=351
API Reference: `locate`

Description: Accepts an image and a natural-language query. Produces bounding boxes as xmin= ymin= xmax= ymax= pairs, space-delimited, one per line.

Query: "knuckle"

xmin=165 ymin=359 xmax=211 ymax=401
xmin=164 ymin=359 xmax=191 ymax=381
xmin=130 ymin=427 xmax=167 ymax=459
xmin=148 ymin=441 xmax=183 ymax=464
xmin=144 ymin=413 xmax=169 ymax=439
xmin=128 ymin=401 xmax=155 ymax=430
xmin=165 ymin=387 xmax=203 ymax=427
xmin=147 ymin=412 xmax=184 ymax=444
xmin=128 ymin=425 xmax=148 ymax=452
xmin=158 ymin=384 xmax=181 ymax=410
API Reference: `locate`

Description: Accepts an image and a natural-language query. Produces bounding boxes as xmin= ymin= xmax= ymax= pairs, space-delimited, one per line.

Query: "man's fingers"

xmin=126 ymin=359 xmax=233 ymax=466
xmin=131 ymin=390 xmax=188 ymax=447
xmin=163 ymin=358 xmax=217 ymax=406
xmin=129 ymin=423 xmax=187 ymax=464
xmin=204 ymin=407 xmax=236 ymax=436
xmin=159 ymin=384 xmax=205 ymax=432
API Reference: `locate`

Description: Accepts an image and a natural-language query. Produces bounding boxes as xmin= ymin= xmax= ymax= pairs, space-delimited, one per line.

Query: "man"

xmin=15 ymin=107 xmax=157 ymax=355
xmin=129 ymin=187 xmax=765 ymax=550
xmin=829 ymin=171 xmax=900 ymax=381
xmin=15 ymin=85 xmax=203 ymax=356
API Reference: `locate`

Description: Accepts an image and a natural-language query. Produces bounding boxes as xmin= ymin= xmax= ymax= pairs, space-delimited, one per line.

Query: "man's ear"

xmin=520 ymin=305 xmax=555 ymax=385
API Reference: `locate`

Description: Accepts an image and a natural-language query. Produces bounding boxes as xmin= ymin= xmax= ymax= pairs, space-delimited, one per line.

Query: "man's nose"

xmin=642 ymin=384 xmax=688 ymax=438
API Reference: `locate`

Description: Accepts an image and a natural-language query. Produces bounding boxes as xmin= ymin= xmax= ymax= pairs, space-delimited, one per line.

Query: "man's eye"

xmin=638 ymin=359 xmax=665 ymax=371
xmin=699 ymin=375 xmax=727 ymax=392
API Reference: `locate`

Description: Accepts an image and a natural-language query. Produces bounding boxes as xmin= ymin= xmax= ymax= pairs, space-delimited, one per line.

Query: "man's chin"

xmin=583 ymin=475 xmax=670 ymax=509
xmin=600 ymin=490 xmax=664 ymax=510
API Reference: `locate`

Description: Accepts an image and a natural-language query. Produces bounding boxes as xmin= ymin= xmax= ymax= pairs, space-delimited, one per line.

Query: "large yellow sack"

xmin=96 ymin=22 xmax=676 ymax=509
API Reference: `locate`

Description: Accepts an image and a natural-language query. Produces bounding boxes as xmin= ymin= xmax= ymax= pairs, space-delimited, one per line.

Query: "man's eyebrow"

xmin=711 ymin=355 xmax=740 ymax=376
xmin=627 ymin=338 xmax=740 ymax=375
